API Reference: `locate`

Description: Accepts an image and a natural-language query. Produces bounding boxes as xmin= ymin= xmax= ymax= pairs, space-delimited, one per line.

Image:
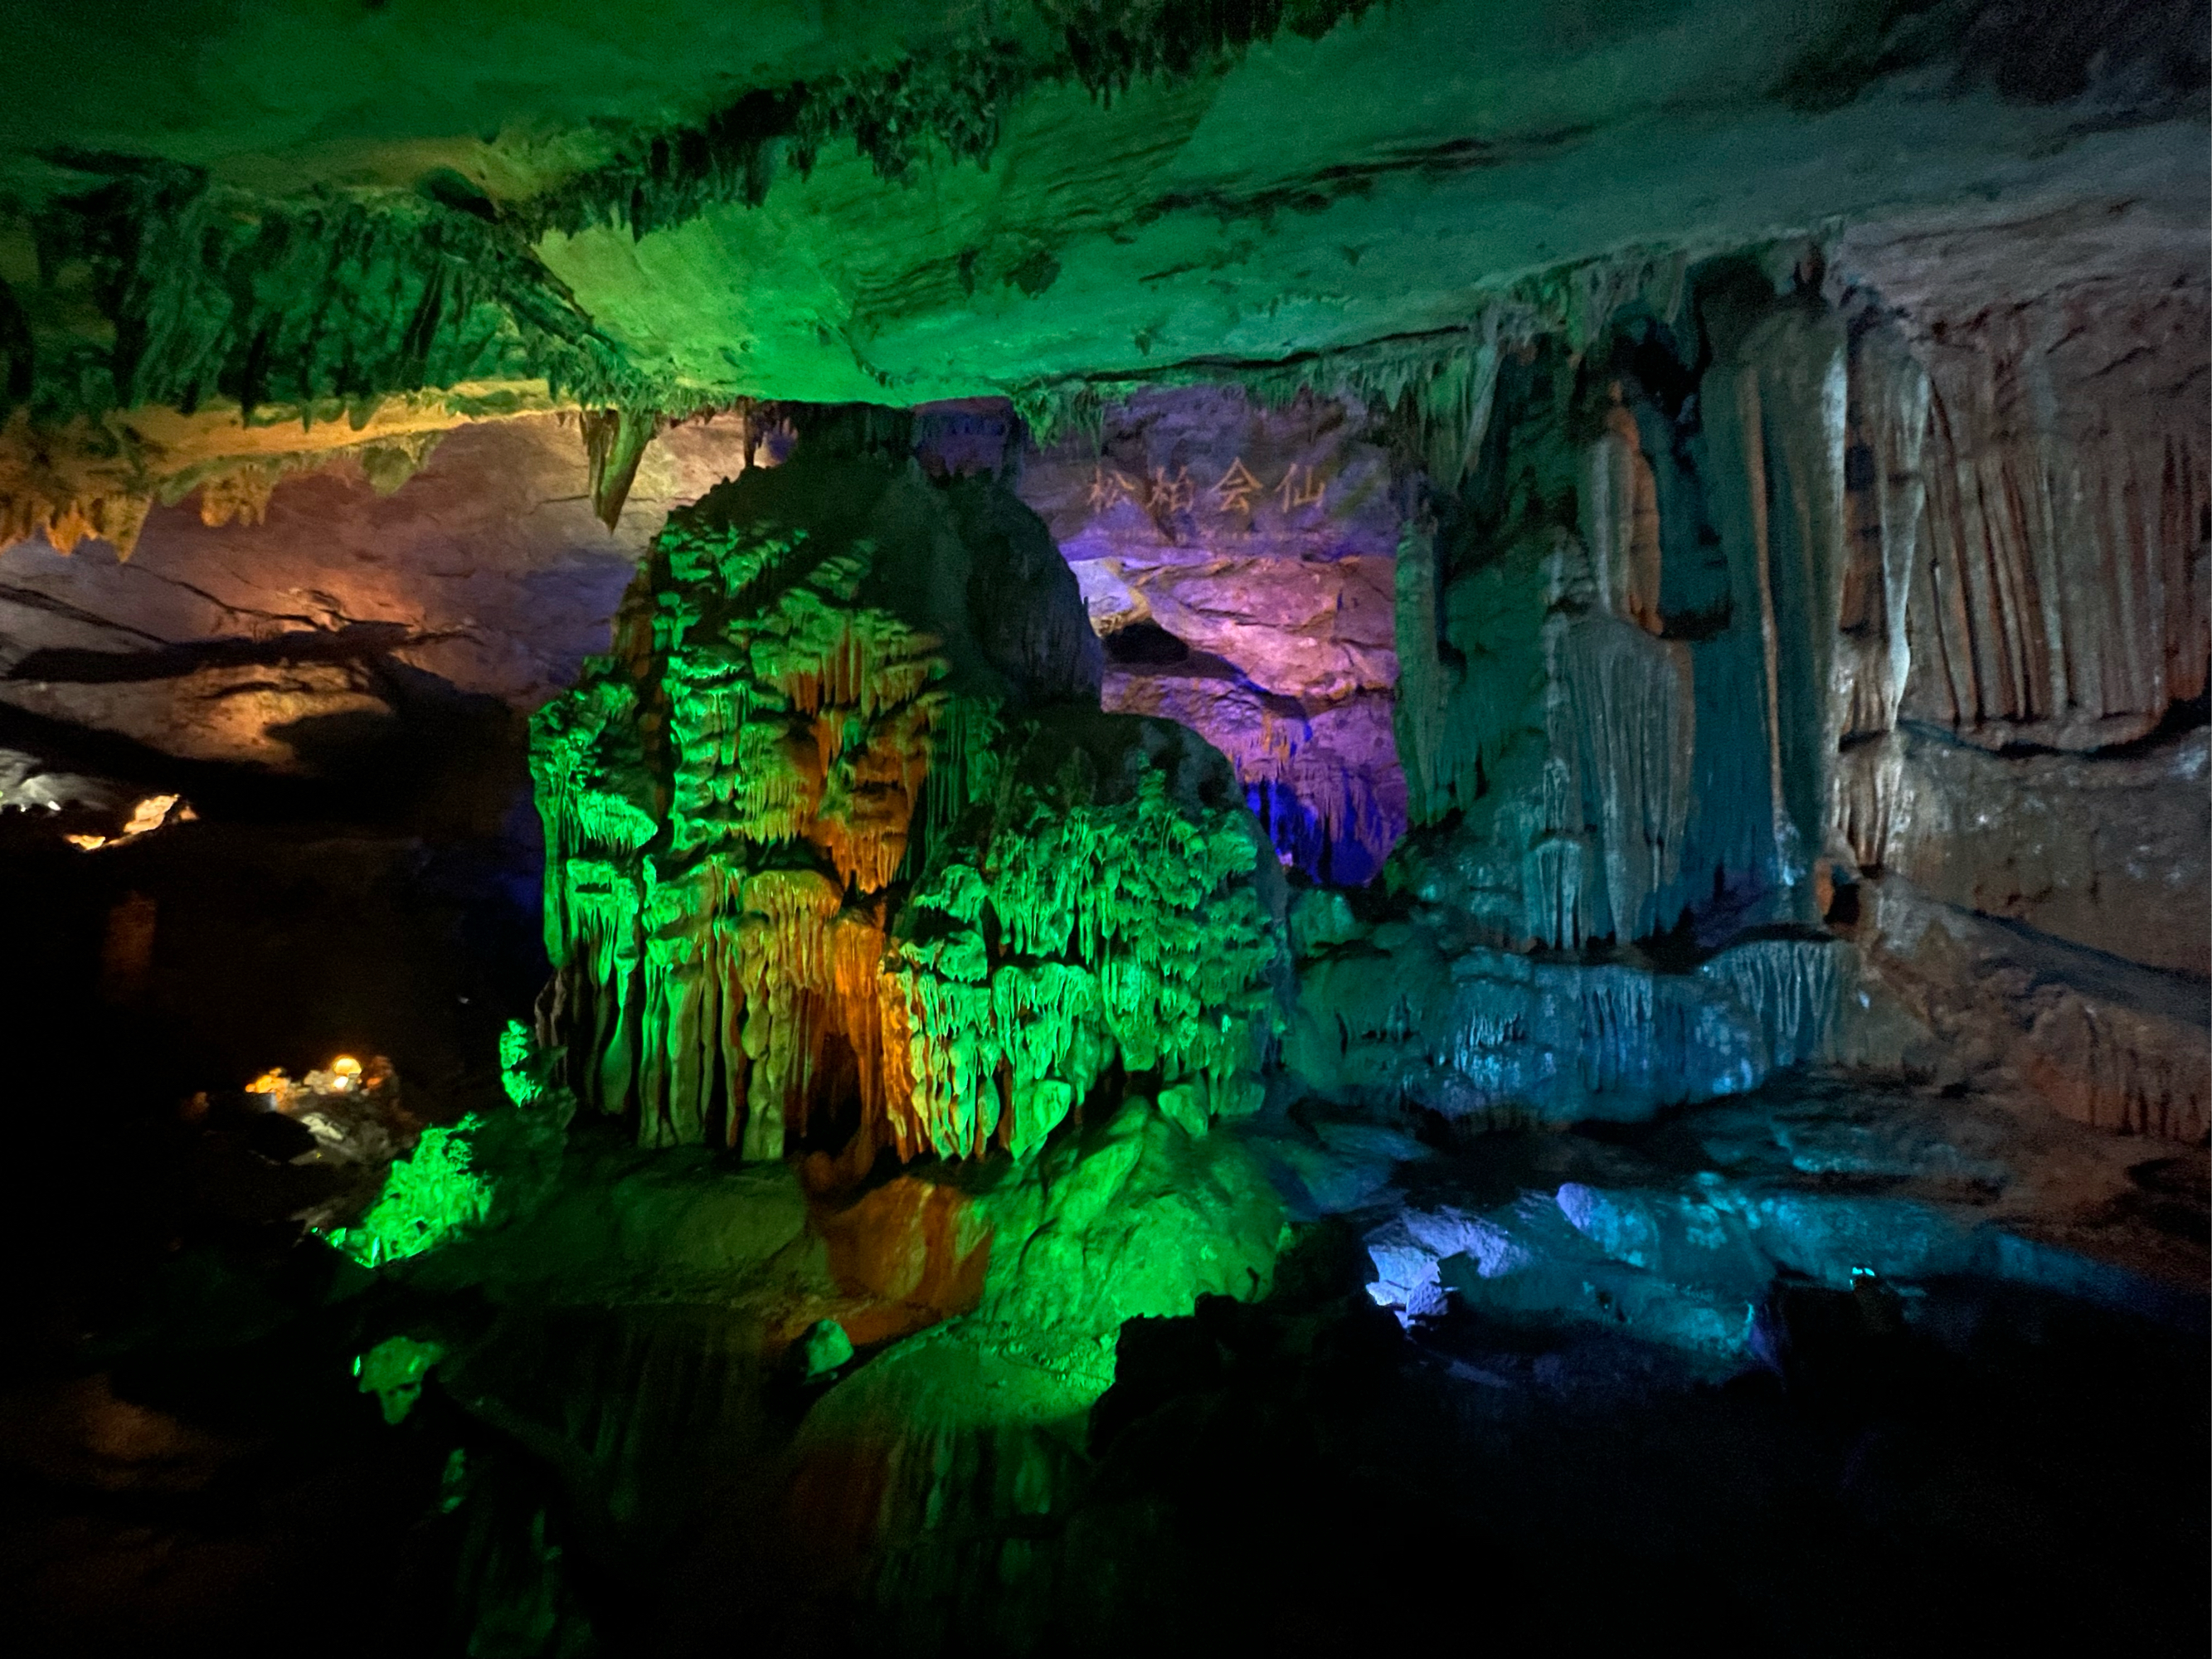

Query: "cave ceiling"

xmin=0 ymin=0 xmax=2205 ymax=542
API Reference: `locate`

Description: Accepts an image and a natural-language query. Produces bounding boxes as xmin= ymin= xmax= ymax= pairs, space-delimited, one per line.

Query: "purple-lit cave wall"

xmin=1011 ymin=387 xmax=1407 ymax=884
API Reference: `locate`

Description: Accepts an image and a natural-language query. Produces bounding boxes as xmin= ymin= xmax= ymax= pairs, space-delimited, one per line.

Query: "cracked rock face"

xmin=1878 ymin=726 xmax=2209 ymax=979
xmin=0 ymin=416 xmax=754 ymax=775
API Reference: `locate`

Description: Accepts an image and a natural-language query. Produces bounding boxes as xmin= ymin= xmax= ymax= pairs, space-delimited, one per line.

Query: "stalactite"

xmin=1339 ymin=261 xmax=2203 ymax=1151
xmin=1695 ymin=936 xmax=1852 ymax=1071
xmin=1238 ymin=744 xmax=1403 ymax=881
xmin=581 ymin=407 xmax=663 ymax=530
xmin=1583 ymin=392 xmax=1665 ymax=635
xmin=1296 ymin=927 xmax=1856 ymax=1124
xmin=1829 ymin=733 xmax=1905 ymax=874
xmin=1546 ymin=615 xmax=1694 ymax=946
xmin=889 ymin=758 xmax=1278 ymax=1157
xmin=1835 ymin=326 xmax=1929 ymax=744
xmin=1391 ymin=513 xmax=1452 ymax=828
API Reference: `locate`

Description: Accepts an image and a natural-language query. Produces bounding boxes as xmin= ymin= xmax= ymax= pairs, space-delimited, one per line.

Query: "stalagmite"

xmin=532 ymin=450 xmax=1281 ymax=1160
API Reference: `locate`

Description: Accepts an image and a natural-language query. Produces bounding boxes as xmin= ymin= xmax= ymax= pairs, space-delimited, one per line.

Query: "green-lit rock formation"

xmin=531 ymin=446 xmax=1283 ymax=1160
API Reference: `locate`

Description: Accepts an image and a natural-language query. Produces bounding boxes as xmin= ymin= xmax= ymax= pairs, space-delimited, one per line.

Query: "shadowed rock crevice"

xmin=8 ymin=620 xmax=453 ymax=686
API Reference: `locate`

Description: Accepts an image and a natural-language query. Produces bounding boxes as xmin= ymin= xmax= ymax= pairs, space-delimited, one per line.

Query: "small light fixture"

xmin=329 ymin=1055 xmax=363 ymax=1092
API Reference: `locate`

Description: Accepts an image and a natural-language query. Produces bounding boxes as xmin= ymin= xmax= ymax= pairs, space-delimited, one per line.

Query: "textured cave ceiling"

xmin=3 ymin=0 xmax=2205 ymax=431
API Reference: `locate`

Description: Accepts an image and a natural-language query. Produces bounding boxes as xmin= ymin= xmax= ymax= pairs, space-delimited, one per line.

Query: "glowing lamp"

xmin=329 ymin=1054 xmax=363 ymax=1092
xmin=122 ymin=794 xmax=181 ymax=837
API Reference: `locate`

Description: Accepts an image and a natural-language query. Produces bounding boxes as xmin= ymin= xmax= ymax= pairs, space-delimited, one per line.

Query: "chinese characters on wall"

xmin=1087 ymin=458 xmax=1328 ymax=517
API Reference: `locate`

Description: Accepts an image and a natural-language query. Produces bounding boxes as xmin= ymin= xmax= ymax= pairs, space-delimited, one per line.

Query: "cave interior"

xmin=0 ymin=3 xmax=2206 ymax=1654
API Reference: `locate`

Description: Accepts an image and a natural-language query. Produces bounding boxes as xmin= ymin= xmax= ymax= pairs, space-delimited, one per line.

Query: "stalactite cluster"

xmin=1305 ymin=238 xmax=2206 ymax=1140
xmin=1384 ymin=283 xmax=1894 ymax=951
xmin=1011 ymin=248 xmax=1688 ymax=462
xmin=0 ymin=156 xmax=675 ymax=556
xmin=7 ymin=162 xmax=656 ymax=430
xmin=529 ymin=2 xmax=1387 ymax=239
xmin=892 ymin=726 xmax=1278 ymax=1157
xmin=532 ymin=450 xmax=1279 ymax=1160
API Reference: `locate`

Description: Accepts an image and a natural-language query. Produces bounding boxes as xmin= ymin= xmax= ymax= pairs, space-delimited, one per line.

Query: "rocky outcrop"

xmin=531 ymin=448 xmax=1281 ymax=1159
xmin=1860 ymin=878 xmax=2210 ymax=1142
xmin=421 ymin=1096 xmax=1288 ymax=1657
xmin=0 ymin=415 xmax=756 ymax=776
xmin=769 ymin=1107 xmax=1289 ymax=1652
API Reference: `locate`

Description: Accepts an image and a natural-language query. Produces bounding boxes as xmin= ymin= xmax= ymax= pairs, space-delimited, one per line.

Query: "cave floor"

xmin=1 ymin=1067 xmax=2205 ymax=1657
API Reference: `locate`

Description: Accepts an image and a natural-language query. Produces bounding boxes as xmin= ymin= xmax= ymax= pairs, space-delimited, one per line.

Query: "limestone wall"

xmin=1309 ymin=211 xmax=2208 ymax=1136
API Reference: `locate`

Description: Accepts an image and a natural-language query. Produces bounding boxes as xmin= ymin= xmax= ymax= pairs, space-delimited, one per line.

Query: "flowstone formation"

xmin=1296 ymin=240 xmax=2209 ymax=1135
xmin=531 ymin=449 xmax=1282 ymax=1161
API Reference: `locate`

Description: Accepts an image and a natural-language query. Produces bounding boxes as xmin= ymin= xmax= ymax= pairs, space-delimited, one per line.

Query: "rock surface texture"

xmin=529 ymin=447 xmax=1284 ymax=1160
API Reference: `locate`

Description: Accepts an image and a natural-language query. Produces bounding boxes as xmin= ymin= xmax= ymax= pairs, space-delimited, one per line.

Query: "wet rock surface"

xmin=1345 ymin=1071 xmax=2209 ymax=1345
